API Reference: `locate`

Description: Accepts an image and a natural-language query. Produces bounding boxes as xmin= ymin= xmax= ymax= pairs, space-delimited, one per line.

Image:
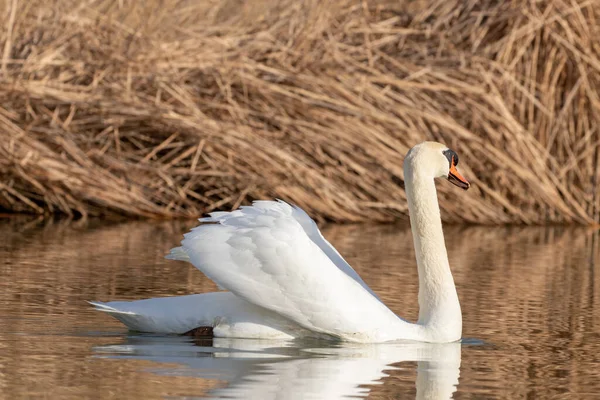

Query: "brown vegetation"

xmin=1 ymin=0 xmax=599 ymax=223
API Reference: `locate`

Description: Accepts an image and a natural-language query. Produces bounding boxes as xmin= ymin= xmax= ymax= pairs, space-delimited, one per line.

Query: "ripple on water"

xmin=1 ymin=218 xmax=599 ymax=398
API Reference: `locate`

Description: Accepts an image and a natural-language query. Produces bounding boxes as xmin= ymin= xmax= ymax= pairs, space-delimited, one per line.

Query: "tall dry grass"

xmin=0 ymin=0 xmax=599 ymax=223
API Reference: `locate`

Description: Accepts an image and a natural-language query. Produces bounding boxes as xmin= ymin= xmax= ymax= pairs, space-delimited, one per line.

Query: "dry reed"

xmin=1 ymin=0 xmax=599 ymax=224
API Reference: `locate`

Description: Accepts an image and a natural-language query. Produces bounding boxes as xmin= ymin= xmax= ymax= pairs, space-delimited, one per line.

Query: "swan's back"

xmin=176 ymin=200 xmax=409 ymax=342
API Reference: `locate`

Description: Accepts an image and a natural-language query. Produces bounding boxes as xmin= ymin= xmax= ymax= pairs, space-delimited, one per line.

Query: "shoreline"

xmin=1 ymin=0 xmax=598 ymax=224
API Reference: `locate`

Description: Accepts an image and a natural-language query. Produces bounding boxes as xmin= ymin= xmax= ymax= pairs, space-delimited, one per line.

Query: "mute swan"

xmin=90 ymin=141 xmax=470 ymax=343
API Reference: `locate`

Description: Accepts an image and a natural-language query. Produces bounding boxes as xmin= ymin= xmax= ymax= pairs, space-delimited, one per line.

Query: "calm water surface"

xmin=1 ymin=217 xmax=599 ymax=399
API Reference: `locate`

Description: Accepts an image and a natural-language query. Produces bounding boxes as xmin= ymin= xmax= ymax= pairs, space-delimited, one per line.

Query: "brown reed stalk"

xmin=0 ymin=0 xmax=599 ymax=224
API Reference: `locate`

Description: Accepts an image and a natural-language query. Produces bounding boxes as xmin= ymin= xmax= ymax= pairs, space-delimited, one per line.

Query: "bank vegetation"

xmin=1 ymin=0 xmax=599 ymax=224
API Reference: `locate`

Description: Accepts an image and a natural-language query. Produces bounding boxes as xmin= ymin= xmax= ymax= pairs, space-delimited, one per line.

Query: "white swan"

xmin=90 ymin=141 xmax=470 ymax=343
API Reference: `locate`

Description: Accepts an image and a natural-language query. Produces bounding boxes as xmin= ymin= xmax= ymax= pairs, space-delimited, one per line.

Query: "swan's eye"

xmin=442 ymin=149 xmax=459 ymax=167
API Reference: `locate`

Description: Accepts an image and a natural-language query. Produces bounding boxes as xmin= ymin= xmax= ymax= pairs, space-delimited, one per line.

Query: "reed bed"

xmin=1 ymin=0 xmax=599 ymax=224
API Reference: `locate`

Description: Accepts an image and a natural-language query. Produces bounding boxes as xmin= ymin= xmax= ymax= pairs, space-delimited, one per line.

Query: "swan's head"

xmin=404 ymin=142 xmax=470 ymax=190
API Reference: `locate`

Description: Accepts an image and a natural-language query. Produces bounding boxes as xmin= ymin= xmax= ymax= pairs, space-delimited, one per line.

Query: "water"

xmin=1 ymin=217 xmax=599 ymax=399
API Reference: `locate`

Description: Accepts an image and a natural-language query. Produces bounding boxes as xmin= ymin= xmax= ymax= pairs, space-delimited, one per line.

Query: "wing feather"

xmin=290 ymin=204 xmax=380 ymax=299
xmin=179 ymin=200 xmax=403 ymax=340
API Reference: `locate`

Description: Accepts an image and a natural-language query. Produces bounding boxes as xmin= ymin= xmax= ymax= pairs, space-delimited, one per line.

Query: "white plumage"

xmin=91 ymin=142 xmax=469 ymax=343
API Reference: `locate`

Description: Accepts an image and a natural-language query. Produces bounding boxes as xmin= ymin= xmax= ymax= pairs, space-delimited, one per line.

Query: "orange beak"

xmin=448 ymin=164 xmax=470 ymax=190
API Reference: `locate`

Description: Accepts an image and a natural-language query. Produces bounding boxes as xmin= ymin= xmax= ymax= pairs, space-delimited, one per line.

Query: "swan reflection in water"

xmin=94 ymin=336 xmax=461 ymax=399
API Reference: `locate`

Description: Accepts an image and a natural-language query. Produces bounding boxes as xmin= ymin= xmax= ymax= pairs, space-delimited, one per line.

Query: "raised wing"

xmin=289 ymin=204 xmax=381 ymax=300
xmin=179 ymin=200 xmax=403 ymax=341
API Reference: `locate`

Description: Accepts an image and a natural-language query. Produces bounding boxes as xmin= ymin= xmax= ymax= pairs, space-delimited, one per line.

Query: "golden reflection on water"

xmin=1 ymin=217 xmax=599 ymax=399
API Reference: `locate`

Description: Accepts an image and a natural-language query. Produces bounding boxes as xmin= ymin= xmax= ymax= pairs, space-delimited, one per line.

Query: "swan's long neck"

xmin=404 ymin=166 xmax=462 ymax=341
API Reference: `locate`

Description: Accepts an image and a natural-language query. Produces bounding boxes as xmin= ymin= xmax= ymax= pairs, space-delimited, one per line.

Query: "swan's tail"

xmin=165 ymin=246 xmax=190 ymax=262
xmin=88 ymin=301 xmax=136 ymax=315
xmin=88 ymin=301 xmax=163 ymax=332
xmin=88 ymin=298 xmax=204 ymax=334
xmin=88 ymin=293 xmax=229 ymax=334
